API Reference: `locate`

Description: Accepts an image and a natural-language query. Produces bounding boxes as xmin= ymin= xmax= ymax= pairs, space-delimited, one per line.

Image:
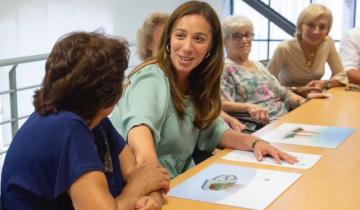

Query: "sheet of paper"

xmin=260 ymin=123 xmax=355 ymax=148
xmin=222 ymin=150 xmax=321 ymax=169
xmin=168 ymin=163 xmax=301 ymax=210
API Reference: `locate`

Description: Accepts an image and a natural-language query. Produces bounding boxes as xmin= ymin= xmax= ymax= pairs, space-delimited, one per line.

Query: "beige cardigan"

xmin=267 ymin=36 xmax=347 ymax=86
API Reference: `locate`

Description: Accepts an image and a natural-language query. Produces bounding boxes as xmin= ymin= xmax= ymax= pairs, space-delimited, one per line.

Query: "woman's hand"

xmin=246 ymin=104 xmax=269 ymax=124
xmin=126 ymin=162 xmax=170 ymax=197
xmin=306 ymin=80 xmax=328 ymax=90
xmin=306 ymin=92 xmax=330 ymax=100
xmin=292 ymin=86 xmax=321 ymax=97
xmin=135 ymin=196 xmax=162 ymax=210
xmin=226 ymin=116 xmax=247 ymax=131
xmin=252 ymin=139 xmax=298 ymax=164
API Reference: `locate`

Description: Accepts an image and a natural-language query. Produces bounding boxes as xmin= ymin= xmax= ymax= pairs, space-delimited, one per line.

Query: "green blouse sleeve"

xmin=197 ymin=117 xmax=229 ymax=152
xmin=110 ymin=65 xmax=170 ymax=143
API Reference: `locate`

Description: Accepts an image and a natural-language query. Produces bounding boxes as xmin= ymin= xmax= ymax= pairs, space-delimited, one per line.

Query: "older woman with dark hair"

xmin=111 ymin=1 xmax=297 ymax=179
xmin=221 ymin=16 xmax=328 ymax=129
xmin=268 ymin=4 xmax=347 ymax=96
xmin=1 ymin=32 xmax=169 ymax=210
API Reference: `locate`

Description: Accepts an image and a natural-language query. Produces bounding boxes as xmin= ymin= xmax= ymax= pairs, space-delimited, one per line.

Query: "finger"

xmin=269 ymin=148 xmax=282 ymax=164
xmin=280 ymin=152 xmax=298 ymax=164
xmin=135 ymin=197 xmax=148 ymax=209
xmin=254 ymin=148 xmax=263 ymax=162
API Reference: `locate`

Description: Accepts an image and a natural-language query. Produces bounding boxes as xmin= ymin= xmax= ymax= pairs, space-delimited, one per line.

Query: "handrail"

xmin=0 ymin=53 xmax=48 ymax=67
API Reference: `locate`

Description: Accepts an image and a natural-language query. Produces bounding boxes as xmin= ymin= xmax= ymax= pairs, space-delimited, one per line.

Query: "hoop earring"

xmin=205 ymin=51 xmax=210 ymax=59
xmin=166 ymin=44 xmax=170 ymax=53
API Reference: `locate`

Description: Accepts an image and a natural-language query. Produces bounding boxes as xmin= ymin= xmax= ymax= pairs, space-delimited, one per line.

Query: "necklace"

xmin=300 ymin=41 xmax=317 ymax=67
xmin=305 ymin=52 xmax=316 ymax=67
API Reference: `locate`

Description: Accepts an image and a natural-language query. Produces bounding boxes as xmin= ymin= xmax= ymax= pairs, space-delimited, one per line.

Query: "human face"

xmin=169 ymin=14 xmax=212 ymax=79
xmin=300 ymin=15 xmax=329 ymax=47
xmin=224 ymin=25 xmax=253 ymax=62
xmin=148 ymin=23 xmax=166 ymax=56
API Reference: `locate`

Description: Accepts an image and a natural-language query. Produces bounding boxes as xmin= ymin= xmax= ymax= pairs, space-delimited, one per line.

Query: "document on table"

xmin=168 ymin=163 xmax=301 ymax=210
xmin=260 ymin=123 xmax=355 ymax=148
xmin=222 ymin=150 xmax=321 ymax=169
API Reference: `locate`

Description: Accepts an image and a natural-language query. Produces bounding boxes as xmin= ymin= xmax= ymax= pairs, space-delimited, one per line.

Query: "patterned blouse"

xmin=221 ymin=58 xmax=292 ymax=125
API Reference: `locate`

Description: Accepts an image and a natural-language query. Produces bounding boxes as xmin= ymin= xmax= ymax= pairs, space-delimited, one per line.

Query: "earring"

xmin=205 ymin=51 xmax=210 ymax=58
xmin=166 ymin=44 xmax=170 ymax=53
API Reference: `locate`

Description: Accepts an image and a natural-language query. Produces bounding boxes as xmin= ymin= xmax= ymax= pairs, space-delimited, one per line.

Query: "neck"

xmin=228 ymin=54 xmax=249 ymax=65
xmin=300 ymin=39 xmax=317 ymax=52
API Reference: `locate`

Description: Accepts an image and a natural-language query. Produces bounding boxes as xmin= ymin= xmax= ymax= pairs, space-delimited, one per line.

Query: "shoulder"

xmin=224 ymin=58 xmax=239 ymax=72
xmin=130 ymin=64 xmax=167 ymax=82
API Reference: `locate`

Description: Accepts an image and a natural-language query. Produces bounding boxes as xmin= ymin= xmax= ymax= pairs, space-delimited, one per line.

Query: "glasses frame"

xmin=231 ymin=32 xmax=255 ymax=41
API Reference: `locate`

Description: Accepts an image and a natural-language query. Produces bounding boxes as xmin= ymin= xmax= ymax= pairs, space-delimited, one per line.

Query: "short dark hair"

xmin=33 ymin=31 xmax=129 ymax=121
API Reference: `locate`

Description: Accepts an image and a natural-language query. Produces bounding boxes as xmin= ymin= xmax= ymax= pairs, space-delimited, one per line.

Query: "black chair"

xmin=228 ymin=112 xmax=265 ymax=134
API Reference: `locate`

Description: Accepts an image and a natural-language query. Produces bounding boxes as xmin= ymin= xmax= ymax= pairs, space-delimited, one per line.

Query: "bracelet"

xmin=251 ymin=138 xmax=269 ymax=150
xmin=326 ymin=80 xmax=332 ymax=89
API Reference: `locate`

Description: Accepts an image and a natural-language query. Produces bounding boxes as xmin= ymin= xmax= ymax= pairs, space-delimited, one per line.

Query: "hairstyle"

xmin=33 ymin=31 xmax=129 ymax=122
xmin=156 ymin=0 xmax=224 ymax=129
xmin=295 ymin=4 xmax=333 ymax=39
xmin=222 ymin=15 xmax=254 ymax=40
xmin=136 ymin=12 xmax=170 ymax=61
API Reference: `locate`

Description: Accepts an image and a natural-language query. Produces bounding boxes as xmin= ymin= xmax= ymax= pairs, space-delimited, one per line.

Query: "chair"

xmin=228 ymin=112 xmax=265 ymax=134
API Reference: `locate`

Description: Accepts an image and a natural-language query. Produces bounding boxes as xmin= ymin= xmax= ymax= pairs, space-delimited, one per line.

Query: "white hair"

xmin=222 ymin=15 xmax=254 ymax=39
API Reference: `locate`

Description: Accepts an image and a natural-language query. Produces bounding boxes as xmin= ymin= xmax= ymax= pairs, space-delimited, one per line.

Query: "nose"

xmin=312 ymin=26 xmax=321 ymax=34
xmin=182 ymin=37 xmax=193 ymax=52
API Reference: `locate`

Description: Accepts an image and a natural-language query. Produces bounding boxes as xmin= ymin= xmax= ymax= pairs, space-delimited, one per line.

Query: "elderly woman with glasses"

xmin=267 ymin=4 xmax=347 ymax=97
xmin=221 ymin=15 xmax=327 ymax=129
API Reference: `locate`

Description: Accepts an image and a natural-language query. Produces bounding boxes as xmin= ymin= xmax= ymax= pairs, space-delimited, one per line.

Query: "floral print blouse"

xmin=221 ymin=58 xmax=292 ymax=124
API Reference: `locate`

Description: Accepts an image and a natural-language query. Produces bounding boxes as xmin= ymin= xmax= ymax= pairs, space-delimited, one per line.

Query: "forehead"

xmin=231 ymin=25 xmax=253 ymax=33
xmin=306 ymin=15 xmax=329 ymax=25
xmin=172 ymin=14 xmax=212 ymax=34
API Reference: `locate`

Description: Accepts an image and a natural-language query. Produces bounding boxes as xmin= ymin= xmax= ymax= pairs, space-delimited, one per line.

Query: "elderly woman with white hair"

xmin=220 ymin=15 xmax=328 ymax=129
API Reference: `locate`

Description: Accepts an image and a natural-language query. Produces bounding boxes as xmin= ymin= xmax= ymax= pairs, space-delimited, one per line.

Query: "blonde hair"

xmin=295 ymin=4 xmax=333 ymax=39
xmin=222 ymin=15 xmax=254 ymax=40
xmin=136 ymin=12 xmax=170 ymax=60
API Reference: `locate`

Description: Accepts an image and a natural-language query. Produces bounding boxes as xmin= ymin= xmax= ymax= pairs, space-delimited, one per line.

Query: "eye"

xmin=194 ymin=35 xmax=206 ymax=43
xmin=307 ymin=23 xmax=315 ymax=28
xmin=319 ymin=24 xmax=328 ymax=32
xmin=174 ymin=32 xmax=186 ymax=39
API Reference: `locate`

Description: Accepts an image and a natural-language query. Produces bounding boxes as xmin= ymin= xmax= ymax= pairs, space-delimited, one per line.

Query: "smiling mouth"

xmin=179 ymin=55 xmax=193 ymax=62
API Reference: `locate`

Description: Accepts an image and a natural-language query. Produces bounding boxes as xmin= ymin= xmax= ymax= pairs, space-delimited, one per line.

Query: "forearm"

xmin=128 ymin=125 xmax=159 ymax=165
xmin=347 ymin=69 xmax=360 ymax=84
xmin=218 ymin=129 xmax=257 ymax=151
xmin=287 ymin=92 xmax=305 ymax=108
xmin=222 ymin=101 xmax=250 ymax=113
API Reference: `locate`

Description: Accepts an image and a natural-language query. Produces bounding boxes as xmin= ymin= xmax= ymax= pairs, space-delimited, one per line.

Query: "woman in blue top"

xmin=1 ymin=32 xmax=169 ymax=210
xmin=110 ymin=1 xmax=298 ymax=179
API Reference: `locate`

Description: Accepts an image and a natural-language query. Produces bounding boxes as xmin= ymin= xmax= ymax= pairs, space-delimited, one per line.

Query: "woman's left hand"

xmin=306 ymin=80 xmax=327 ymax=90
xmin=135 ymin=196 xmax=162 ymax=210
xmin=253 ymin=140 xmax=298 ymax=164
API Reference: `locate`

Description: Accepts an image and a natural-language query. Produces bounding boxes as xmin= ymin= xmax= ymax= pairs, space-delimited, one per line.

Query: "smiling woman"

xmin=267 ymin=4 xmax=347 ymax=97
xmin=110 ymin=1 xmax=297 ymax=179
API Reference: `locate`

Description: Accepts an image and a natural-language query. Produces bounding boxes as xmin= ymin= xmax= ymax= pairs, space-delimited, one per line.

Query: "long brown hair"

xmin=154 ymin=1 xmax=224 ymax=129
xmin=33 ymin=32 xmax=129 ymax=122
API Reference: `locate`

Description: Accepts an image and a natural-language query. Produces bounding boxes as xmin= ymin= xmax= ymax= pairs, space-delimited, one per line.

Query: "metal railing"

xmin=0 ymin=54 xmax=49 ymax=154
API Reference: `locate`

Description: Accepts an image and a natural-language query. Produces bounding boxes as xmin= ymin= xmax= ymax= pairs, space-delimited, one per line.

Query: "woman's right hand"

xmin=246 ymin=103 xmax=269 ymax=124
xmin=126 ymin=162 xmax=170 ymax=197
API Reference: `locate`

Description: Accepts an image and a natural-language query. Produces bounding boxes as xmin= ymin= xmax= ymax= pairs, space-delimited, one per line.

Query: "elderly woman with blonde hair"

xmin=267 ymin=4 xmax=347 ymax=97
xmin=136 ymin=12 xmax=170 ymax=60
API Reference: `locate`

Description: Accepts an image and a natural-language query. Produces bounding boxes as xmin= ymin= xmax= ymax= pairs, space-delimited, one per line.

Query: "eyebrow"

xmin=173 ymin=28 xmax=209 ymax=37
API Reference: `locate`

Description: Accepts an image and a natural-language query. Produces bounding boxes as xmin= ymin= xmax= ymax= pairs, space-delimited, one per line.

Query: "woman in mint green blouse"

xmin=111 ymin=1 xmax=297 ymax=178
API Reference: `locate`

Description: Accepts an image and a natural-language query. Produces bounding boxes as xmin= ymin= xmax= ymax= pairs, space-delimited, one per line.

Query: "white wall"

xmin=0 ymin=0 xmax=228 ymax=148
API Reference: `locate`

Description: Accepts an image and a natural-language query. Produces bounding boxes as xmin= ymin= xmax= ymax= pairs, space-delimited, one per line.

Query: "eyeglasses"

xmin=231 ymin=32 xmax=254 ymax=41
